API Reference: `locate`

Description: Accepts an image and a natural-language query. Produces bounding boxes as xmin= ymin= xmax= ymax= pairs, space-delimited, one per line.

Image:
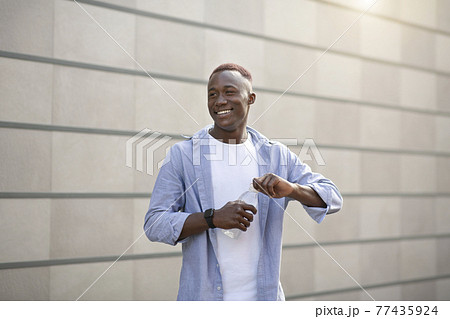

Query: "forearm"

xmin=288 ymin=183 xmax=327 ymax=208
xmin=178 ymin=212 xmax=210 ymax=241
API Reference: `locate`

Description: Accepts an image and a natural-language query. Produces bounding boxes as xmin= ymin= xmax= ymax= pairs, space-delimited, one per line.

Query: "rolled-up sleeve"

xmin=144 ymin=146 xmax=191 ymax=246
xmin=286 ymin=148 xmax=343 ymax=223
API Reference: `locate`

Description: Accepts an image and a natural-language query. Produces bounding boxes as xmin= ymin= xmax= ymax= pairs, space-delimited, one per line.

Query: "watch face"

xmin=205 ymin=209 xmax=213 ymax=218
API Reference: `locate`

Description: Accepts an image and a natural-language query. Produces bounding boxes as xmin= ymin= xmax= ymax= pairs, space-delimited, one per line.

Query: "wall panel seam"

xmin=70 ymin=0 xmax=450 ymax=76
xmin=1 ymin=121 xmax=450 ymax=158
xmin=309 ymin=0 xmax=450 ymax=37
xmin=1 ymin=233 xmax=448 ymax=270
xmin=1 ymin=51 xmax=449 ymax=118
xmin=285 ymin=274 xmax=450 ymax=300
xmin=283 ymin=233 xmax=450 ymax=250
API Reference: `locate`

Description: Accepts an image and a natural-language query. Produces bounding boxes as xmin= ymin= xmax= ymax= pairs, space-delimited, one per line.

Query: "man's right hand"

xmin=213 ymin=201 xmax=257 ymax=231
xmin=177 ymin=201 xmax=257 ymax=242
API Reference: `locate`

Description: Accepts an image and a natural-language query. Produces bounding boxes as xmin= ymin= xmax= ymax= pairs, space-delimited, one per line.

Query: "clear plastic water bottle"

xmin=222 ymin=183 xmax=258 ymax=239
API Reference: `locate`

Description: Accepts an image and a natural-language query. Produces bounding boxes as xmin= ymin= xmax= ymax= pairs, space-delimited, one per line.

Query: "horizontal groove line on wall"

xmin=0 ymin=192 xmax=151 ymax=199
xmin=0 ymin=252 xmax=182 ymax=270
xmin=283 ymin=233 xmax=450 ymax=250
xmin=0 ymin=120 xmax=183 ymax=138
xmin=285 ymin=273 xmax=450 ymax=300
xmin=1 ymin=192 xmax=449 ymax=199
xmin=1 ymin=233 xmax=448 ymax=270
xmin=310 ymin=0 xmax=450 ymax=38
xmin=2 ymin=121 xmax=450 ymax=158
xmin=342 ymin=193 xmax=450 ymax=198
xmin=0 ymin=50 xmax=205 ymax=84
xmin=73 ymin=0 xmax=450 ymax=77
xmin=1 ymin=50 xmax=449 ymax=118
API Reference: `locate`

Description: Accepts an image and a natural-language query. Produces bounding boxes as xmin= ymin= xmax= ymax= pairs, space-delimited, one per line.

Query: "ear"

xmin=248 ymin=92 xmax=256 ymax=105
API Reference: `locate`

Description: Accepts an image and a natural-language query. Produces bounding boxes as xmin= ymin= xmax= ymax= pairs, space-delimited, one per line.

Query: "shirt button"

xmin=216 ymin=264 xmax=219 ymax=268
xmin=217 ymin=286 xmax=221 ymax=291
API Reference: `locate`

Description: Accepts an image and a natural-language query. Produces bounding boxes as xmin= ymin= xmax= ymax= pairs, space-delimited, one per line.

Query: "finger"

xmin=266 ymin=175 xmax=279 ymax=197
xmin=241 ymin=203 xmax=257 ymax=214
xmin=254 ymin=176 xmax=270 ymax=196
xmin=241 ymin=210 xmax=254 ymax=222
xmin=236 ymin=221 xmax=247 ymax=231
xmin=263 ymin=175 xmax=274 ymax=197
xmin=261 ymin=174 xmax=273 ymax=197
xmin=252 ymin=177 xmax=264 ymax=193
xmin=238 ymin=216 xmax=251 ymax=228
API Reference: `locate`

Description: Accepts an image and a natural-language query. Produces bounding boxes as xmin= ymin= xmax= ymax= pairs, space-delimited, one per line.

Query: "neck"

xmin=209 ymin=125 xmax=248 ymax=144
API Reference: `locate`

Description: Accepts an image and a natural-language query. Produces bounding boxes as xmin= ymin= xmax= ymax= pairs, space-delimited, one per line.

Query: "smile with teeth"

xmin=216 ymin=109 xmax=232 ymax=115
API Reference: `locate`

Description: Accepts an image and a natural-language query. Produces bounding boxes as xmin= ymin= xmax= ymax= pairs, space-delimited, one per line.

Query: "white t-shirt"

xmin=208 ymin=132 xmax=261 ymax=301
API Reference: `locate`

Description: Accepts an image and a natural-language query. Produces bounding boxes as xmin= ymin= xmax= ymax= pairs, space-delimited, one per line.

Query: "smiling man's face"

xmin=207 ymin=70 xmax=255 ymax=135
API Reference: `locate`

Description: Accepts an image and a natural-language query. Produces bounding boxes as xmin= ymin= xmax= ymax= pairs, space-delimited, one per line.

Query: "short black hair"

xmin=209 ymin=63 xmax=252 ymax=83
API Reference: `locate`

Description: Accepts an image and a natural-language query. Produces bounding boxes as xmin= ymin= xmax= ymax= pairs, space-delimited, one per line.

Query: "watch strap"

xmin=204 ymin=208 xmax=216 ymax=229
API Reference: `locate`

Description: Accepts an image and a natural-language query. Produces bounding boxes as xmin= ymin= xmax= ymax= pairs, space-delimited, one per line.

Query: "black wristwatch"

xmin=204 ymin=208 xmax=216 ymax=229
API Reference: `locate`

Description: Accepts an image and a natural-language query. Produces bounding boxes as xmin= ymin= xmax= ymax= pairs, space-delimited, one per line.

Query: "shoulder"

xmin=166 ymin=126 xmax=210 ymax=160
xmin=248 ymin=128 xmax=297 ymax=169
xmin=167 ymin=138 xmax=192 ymax=163
xmin=249 ymin=127 xmax=289 ymax=151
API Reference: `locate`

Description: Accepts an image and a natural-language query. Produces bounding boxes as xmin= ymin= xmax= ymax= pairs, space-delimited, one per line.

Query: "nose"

xmin=216 ymin=94 xmax=227 ymax=106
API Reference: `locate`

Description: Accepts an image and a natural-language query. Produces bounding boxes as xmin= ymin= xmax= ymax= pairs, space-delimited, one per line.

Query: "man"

xmin=144 ymin=63 xmax=343 ymax=301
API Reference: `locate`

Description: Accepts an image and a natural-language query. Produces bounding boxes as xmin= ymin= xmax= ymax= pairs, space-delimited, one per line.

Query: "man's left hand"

xmin=252 ymin=173 xmax=295 ymax=198
xmin=253 ymin=173 xmax=327 ymax=208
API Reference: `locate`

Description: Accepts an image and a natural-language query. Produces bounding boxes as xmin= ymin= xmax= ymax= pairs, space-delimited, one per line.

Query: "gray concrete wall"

xmin=0 ymin=0 xmax=449 ymax=300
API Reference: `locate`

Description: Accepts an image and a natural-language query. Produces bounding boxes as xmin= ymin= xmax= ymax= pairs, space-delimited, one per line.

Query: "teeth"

xmin=217 ymin=110 xmax=231 ymax=115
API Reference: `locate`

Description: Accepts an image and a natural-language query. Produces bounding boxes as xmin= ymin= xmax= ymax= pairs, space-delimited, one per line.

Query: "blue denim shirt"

xmin=144 ymin=125 xmax=343 ymax=300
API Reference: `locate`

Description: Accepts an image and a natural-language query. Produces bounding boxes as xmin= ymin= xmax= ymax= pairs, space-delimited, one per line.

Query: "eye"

xmin=226 ymin=90 xmax=235 ymax=95
xmin=209 ymin=92 xmax=217 ymax=98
